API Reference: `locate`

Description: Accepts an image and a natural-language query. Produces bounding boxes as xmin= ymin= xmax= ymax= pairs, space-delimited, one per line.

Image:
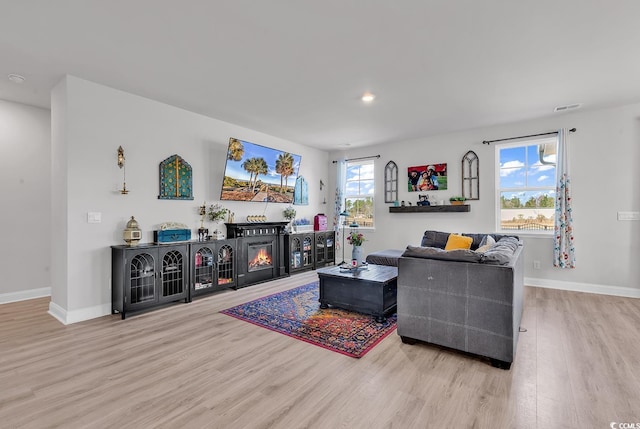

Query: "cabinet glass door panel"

xmin=291 ymin=237 xmax=302 ymax=269
xmin=302 ymin=235 xmax=313 ymax=266
xmin=326 ymin=233 xmax=335 ymax=261
xmin=129 ymin=253 xmax=156 ymax=304
xmin=161 ymin=249 xmax=185 ymax=298
xmin=316 ymin=234 xmax=326 ymax=263
xmin=194 ymin=246 xmax=215 ymax=291
xmin=217 ymin=244 xmax=235 ymax=286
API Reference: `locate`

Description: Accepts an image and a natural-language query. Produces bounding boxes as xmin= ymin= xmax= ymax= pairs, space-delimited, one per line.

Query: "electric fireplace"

xmin=226 ymin=222 xmax=288 ymax=288
xmin=248 ymin=243 xmax=274 ymax=272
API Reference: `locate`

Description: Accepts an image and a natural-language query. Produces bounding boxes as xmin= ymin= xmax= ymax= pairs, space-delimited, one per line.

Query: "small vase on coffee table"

xmin=351 ymin=245 xmax=363 ymax=267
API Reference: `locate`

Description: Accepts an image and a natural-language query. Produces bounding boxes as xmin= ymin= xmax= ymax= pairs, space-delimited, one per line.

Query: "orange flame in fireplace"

xmin=249 ymin=248 xmax=273 ymax=269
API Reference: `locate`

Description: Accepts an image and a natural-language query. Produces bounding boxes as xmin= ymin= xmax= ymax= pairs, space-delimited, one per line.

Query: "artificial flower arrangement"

xmin=347 ymin=231 xmax=366 ymax=246
xmin=207 ymin=203 xmax=228 ymax=222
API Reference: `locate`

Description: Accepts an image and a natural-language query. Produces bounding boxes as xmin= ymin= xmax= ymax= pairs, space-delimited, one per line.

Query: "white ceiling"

xmin=2 ymin=1 xmax=640 ymax=150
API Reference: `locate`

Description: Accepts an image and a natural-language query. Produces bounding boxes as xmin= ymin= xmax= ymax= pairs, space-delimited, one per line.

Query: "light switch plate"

xmin=87 ymin=212 xmax=102 ymax=223
xmin=617 ymin=211 xmax=640 ymax=221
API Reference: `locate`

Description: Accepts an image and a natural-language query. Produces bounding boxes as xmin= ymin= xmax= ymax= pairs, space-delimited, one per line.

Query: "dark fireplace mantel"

xmin=225 ymin=222 xmax=289 ymax=238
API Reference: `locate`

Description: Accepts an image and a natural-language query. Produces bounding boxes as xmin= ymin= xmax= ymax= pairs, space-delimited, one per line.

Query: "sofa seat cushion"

xmin=402 ymin=245 xmax=483 ymax=263
xmin=365 ymin=249 xmax=404 ymax=266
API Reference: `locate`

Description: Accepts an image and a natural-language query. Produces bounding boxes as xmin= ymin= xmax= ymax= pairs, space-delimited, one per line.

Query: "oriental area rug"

xmin=221 ymin=282 xmax=397 ymax=358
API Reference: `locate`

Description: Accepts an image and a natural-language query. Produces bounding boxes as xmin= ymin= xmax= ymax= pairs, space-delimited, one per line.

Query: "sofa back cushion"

xmin=420 ymin=230 xmax=451 ymax=248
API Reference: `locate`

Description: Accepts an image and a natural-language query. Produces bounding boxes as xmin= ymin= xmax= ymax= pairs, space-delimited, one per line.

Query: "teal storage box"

xmin=154 ymin=229 xmax=191 ymax=243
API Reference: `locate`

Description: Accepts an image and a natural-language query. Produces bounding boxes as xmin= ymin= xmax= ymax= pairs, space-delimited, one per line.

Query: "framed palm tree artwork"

xmin=220 ymin=137 xmax=302 ymax=203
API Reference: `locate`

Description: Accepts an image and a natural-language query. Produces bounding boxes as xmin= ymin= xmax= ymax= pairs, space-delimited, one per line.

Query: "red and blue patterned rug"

xmin=221 ymin=282 xmax=397 ymax=358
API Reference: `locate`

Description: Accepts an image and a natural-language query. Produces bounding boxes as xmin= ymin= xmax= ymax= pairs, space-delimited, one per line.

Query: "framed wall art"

xmin=158 ymin=154 xmax=193 ymax=200
xmin=407 ymin=163 xmax=447 ymax=191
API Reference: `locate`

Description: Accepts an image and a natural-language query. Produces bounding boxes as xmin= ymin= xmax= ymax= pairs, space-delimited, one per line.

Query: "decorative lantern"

xmin=123 ymin=216 xmax=142 ymax=246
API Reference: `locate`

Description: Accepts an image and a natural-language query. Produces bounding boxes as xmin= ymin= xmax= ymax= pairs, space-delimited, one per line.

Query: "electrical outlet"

xmin=533 ymin=260 xmax=541 ymax=269
xmin=617 ymin=211 xmax=640 ymax=221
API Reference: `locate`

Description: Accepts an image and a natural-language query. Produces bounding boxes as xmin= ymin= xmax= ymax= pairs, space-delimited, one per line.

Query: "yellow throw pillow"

xmin=444 ymin=234 xmax=473 ymax=251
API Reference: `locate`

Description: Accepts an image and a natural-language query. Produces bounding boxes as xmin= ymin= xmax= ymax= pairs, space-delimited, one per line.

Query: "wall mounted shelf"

xmin=389 ymin=205 xmax=470 ymax=213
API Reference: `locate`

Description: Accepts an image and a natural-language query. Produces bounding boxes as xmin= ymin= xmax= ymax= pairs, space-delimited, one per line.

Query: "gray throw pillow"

xmin=481 ymin=237 xmax=520 ymax=265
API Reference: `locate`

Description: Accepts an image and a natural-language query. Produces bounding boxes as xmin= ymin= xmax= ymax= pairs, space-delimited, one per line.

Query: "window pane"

xmin=345 ymin=160 xmax=374 ymax=227
xmin=345 ymin=197 xmax=374 ymax=228
xmin=499 ymin=167 xmax=526 ymax=188
xmin=498 ymin=141 xmax=556 ymax=233
xmin=500 ymin=191 xmax=555 ymax=231
xmin=528 ymin=146 xmax=556 ymax=187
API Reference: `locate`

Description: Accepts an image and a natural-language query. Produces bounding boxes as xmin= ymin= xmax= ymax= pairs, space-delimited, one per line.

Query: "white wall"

xmin=330 ymin=102 xmax=640 ymax=297
xmin=50 ymin=75 xmax=330 ymax=323
xmin=0 ymin=100 xmax=51 ymax=303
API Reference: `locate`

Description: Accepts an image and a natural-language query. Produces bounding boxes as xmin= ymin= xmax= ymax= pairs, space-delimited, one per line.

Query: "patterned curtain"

xmin=554 ymin=128 xmax=576 ymax=268
xmin=333 ymin=159 xmax=346 ymax=251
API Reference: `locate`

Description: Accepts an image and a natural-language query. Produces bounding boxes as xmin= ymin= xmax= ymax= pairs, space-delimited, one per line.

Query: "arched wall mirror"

xmin=384 ymin=160 xmax=398 ymax=203
xmin=461 ymin=151 xmax=479 ymax=200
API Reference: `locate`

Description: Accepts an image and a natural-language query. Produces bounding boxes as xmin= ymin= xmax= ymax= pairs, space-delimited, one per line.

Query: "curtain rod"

xmin=332 ymin=154 xmax=380 ymax=164
xmin=482 ymin=128 xmax=576 ymax=145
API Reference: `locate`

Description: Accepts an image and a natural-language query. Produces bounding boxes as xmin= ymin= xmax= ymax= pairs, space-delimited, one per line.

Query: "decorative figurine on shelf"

xmin=123 ymin=216 xmax=142 ymax=246
xmin=198 ymin=202 xmax=208 ymax=241
xmin=417 ymin=194 xmax=431 ymax=206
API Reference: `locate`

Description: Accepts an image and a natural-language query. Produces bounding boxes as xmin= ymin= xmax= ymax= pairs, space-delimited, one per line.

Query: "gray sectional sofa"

xmin=366 ymin=230 xmax=524 ymax=369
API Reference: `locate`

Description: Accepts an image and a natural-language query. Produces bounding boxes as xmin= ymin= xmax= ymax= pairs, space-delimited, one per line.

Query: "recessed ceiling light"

xmin=554 ymin=103 xmax=582 ymax=112
xmin=8 ymin=74 xmax=25 ymax=84
xmin=361 ymin=92 xmax=375 ymax=103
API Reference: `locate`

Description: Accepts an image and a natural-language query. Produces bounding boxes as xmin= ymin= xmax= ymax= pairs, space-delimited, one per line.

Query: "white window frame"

xmin=495 ymin=137 xmax=557 ymax=235
xmin=344 ymin=159 xmax=375 ymax=229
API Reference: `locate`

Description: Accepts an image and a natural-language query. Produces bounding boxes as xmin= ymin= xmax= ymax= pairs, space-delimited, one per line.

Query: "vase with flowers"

xmin=347 ymin=231 xmax=366 ymax=266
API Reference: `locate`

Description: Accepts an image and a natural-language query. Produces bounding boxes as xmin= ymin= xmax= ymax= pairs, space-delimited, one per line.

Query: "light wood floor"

xmin=1 ymin=272 xmax=639 ymax=429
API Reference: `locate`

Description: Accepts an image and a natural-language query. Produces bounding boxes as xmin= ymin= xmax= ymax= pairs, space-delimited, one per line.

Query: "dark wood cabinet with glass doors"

xmin=286 ymin=232 xmax=315 ymax=273
xmin=190 ymin=239 xmax=237 ymax=298
xmin=314 ymin=231 xmax=335 ymax=269
xmin=286 ymin=231 xmax=335 ymax=274
xmin=111 ymin=243 xmax=189 ymax=319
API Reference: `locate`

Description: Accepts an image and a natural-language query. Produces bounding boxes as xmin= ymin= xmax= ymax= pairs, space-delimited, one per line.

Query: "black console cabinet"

xmin=286 ymin=231 xmax=336 ymax=273
xmin=112 ymin=243 xmax=189 ymax=319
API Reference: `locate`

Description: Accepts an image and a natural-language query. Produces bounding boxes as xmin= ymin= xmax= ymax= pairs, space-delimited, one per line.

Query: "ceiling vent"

xmin=554 ymin=103 xmax=582 ymax=112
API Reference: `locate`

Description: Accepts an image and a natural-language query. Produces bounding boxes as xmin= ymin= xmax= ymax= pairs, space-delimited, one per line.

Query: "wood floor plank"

xmin=1 ymin=272 xmax=639 ymax=428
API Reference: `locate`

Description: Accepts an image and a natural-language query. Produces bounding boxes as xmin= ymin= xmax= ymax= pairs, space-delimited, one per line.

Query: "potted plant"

xmin=449 ymin=196 xmax=466 ymax=206
xmin=207 ymin=203 xmax=228 ymax=222
xmin=283 ymin=206 xmax=296 ymax=232
xmin=207 ymin=203 xmax=228 ymax=239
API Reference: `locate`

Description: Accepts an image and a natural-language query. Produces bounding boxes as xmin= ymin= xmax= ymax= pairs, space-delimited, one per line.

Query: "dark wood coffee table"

xmin=316 ymin=264 xmax=398 ymax=322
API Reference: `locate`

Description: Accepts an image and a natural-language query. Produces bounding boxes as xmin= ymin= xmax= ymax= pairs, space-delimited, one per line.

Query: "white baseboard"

xmin=48 ymin=301 xmax=67 ymax=324
xmin=0 ymin=287 xmax=51 ymax=304
xmin=525 ymin=277 xmax=640 ymax=298
xmin=48 ymin=301 xmax=111 ymax=325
